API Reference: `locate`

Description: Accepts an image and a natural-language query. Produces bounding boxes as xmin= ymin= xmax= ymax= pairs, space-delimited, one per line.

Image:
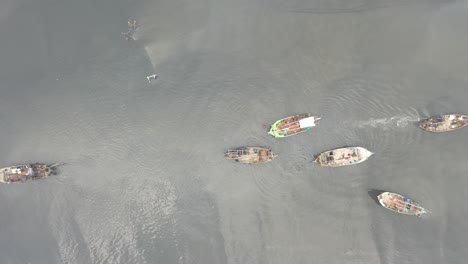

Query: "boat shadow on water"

xmin=367 ymin=189 xmax=386 ymax=206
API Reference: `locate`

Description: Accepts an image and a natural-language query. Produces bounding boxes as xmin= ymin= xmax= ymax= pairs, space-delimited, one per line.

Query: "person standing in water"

xmin=122 ymin=19 xmax=138 ymax=41
xmin=147 ymin=74 xmax=158 ymax=83
xmin=128 ymin=19 xmax=138 ymax=31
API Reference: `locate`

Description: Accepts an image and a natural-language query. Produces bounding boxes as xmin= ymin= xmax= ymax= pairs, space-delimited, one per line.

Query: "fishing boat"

xmin=419 ymin=114 xmax=468 ymax=132
xmin=314 ymin=147 xmax=373 ymax=167
xmin=268 ymin=114 xmax=321 ymax=138
xmin=0 ymin=163 xmax=60 ymax=184
xmin=225 ymin=147 xmax=277 ymax=164
xmin=377 ymin=192 xmax=430 ymax=217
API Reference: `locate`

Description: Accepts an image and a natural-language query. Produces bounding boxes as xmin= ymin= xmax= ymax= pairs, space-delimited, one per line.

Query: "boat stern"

xmin=313 ymin=153 xmax=327 ymax=166
xmin=418 ymin=118 xmax=431 ymax=129
xmin=268 ymin=119 xmax=285 ymax=138
xmin=268 ymin=128 xmax=279 ymax=138
xmin=268 ymin=129 xmax=283 ymax=138
xmin=269 ymin=152 xmax=279 ymax=159
xmin=224 ymin=150 xmax=240 ymax=160
xmin=267 ymin=128 xmax=275 ymax=136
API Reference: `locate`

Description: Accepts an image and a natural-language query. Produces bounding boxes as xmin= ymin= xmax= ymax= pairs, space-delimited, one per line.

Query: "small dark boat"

xmin=0 ymin=163 xmax=60 ymax=184
xmin=378 ymin=192 xmax=430 ymax=217
xmin=225 ymin=147 xmax=277 ymax=164
xmin=419 ymin=114 xmax=468 ymax=132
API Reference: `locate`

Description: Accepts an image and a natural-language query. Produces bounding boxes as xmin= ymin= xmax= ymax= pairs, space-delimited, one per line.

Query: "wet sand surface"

xmin=0 ymin=0 xmax=468 ymax=263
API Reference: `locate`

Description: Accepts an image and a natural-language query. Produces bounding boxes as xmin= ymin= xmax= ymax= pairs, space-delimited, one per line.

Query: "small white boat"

xmin=378 ymin=192 xmax=430 ymax=217
xmin=314 ymin=147 xmax=373 ymax=167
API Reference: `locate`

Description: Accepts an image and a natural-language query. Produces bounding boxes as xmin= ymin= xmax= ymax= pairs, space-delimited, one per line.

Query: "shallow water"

xmin=1 ymin=0 xmax=468 ymax=263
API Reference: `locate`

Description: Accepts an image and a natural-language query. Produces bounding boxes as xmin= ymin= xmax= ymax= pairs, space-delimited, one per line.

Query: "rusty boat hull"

xmin=419 ymin=114 xmax=468 ymax=132
xmin=225 ymin=147 xmax=277 ymax=164
xmin=0 ymin=163 xmax=59 ymax=184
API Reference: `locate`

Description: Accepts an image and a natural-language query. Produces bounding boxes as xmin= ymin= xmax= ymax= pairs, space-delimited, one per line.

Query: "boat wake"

xmin=354 ymin=116 xmax=420 ymax=129
xmin=317 ymin=73 xmax=425 ymax=163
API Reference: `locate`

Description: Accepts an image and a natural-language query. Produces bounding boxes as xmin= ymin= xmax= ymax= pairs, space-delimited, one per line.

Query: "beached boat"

xmin=0 ymin=163 xmax=60 ymax=184
xmin=314 ymin=147 xmax=373 ymax=167
xmin=268 ymin=114 xmax=321 ymax=138
xmin=419 ymin=114 xmax=468 ymax=132
xmin=377 ymin=192 xmax=430 ymax=217
xmin=225 ymin=147 xmax=277 ymax=164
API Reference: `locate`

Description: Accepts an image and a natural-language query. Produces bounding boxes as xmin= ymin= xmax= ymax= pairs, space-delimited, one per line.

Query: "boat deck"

xmin=316 ymin=147 xmax=371 ymax=167
xmin=379 ymin=192 xmax=426 ymax=216
xmin=269 ymin=114 xmax=313 ymax=137
xmin=420 ymin=114 xmax=468 ymax=132
xmin=225 ymin=147 xmax=276 ymax=164
xmin=275 ymin=115 xmax=307 ymax=136
xmin=0 ymin=164 xmax=49 ymax=183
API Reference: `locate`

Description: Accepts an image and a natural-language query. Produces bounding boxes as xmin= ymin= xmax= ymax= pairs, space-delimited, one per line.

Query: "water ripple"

xmin=318 ymin=74 xmax=423 ymax=162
